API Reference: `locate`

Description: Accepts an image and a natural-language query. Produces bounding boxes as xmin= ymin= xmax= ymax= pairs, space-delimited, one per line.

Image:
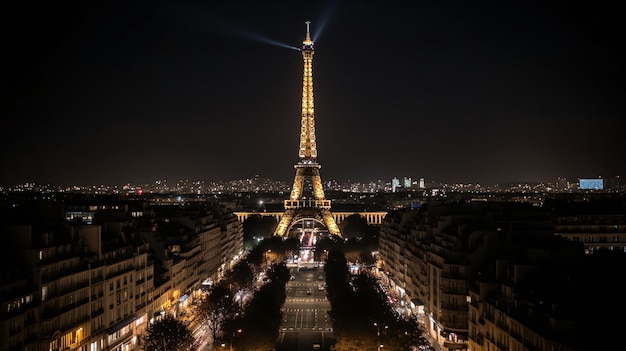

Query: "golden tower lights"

xmin=273 ymin=22 xmax=341 ymax=238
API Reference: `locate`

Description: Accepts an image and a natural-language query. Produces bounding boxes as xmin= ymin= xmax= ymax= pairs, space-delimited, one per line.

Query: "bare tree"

xmin=141 ymin=314 xmax=198 ymax=351
xmin=197 ymin=283 xmax=236 ymax=347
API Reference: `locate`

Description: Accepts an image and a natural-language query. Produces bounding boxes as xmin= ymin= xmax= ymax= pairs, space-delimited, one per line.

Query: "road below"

xmin=276 ymin=265 xmax=335 ymax=351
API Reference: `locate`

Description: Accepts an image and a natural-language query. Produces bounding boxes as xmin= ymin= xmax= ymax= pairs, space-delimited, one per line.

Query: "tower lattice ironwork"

xmin=273 ymin=22 xmax=341 ymax=238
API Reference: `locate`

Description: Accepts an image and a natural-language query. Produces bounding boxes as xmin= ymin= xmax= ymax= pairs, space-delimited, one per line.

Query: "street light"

xmin=228 ymin=329 xmax=242 ymax=351
xmin=373 ymin=322 xmax=387 ymax=351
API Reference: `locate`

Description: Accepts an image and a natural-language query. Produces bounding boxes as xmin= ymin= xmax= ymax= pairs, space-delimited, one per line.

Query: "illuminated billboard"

xmin=579 ymin=178 xmax=603 ymax=190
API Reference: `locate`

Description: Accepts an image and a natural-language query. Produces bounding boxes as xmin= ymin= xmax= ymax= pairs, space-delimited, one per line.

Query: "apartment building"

xmin=550 ymin=198 xmax=626 ymax=254
xmin=377 ymin=201 xmax=586 ymax=351
xmin=0 ymin=197 xmax=243 ymax=351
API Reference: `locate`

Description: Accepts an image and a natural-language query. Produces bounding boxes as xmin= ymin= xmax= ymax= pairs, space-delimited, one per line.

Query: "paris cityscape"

xmin=2 ymin=173 xmax=623 ymax=195
xmin=2 ymin=1 xmax=624 ymax=351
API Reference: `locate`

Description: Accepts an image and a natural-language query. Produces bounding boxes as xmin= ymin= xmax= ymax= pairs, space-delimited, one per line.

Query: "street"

xmin=277 ymin=265 xmax=335 ymax=350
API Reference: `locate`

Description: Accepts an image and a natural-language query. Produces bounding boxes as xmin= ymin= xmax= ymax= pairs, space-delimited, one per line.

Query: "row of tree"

xmin=141 ymin=236 xmax=297 ymax=351
xmin=324 ymin=249 xmax=429 ymax=351
xmin=142 ymin=314 xmax=198 ymax=351
xmin=195 ymin=238 xmax=295 ymax=350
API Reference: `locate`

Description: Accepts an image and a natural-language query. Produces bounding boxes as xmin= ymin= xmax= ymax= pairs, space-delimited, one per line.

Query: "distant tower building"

xmin=273 ymin=22 xmax=341 ymax=237
xmin=404 ymin=176 xmax=412 ymax=189
xmin=605 ymin=175 xmax=620 ymax=191
xmin=392 ymin=177 xmax=400 ymax=192
xmin=579 ymin=178 xmax=604 ymax=190
xmin=419 ymin=178 xmax=425 ymax=189
xmin=557 ymin=177 xmax=569 ymax=192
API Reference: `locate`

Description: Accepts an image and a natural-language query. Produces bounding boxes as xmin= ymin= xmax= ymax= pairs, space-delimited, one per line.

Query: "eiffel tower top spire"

xmin=299 ymin=20 xmax=317 ymax=161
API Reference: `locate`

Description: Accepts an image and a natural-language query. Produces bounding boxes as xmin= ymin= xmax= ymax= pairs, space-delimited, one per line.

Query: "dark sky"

xmin=2 ymin=0 xmax=624 ymax=187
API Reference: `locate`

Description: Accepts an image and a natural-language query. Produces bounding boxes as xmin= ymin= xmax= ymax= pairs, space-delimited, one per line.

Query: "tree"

xmin=197 ymin=283 xmax=236 ymax=347
xmin=142 ymin=314 xmax=197 ymax=351
xmin=283 ymin=236 xmax=300 ymax=259
xmin=228 ymin=260 xmax=254 ymax=292
xmin=236 ymin=282 xmax=285 ymax=349
xmin=266 ymin=262 xmax=290 ymax=283
xmin=339 ymin=214 xmax=370 ymax=239
xmin=331 ymin=332 xmax=376 ymax=351
xmin=326 ymin=251 xmax=431 ymax=351
xmin=243 ymin=215 xmax=277 ymax=250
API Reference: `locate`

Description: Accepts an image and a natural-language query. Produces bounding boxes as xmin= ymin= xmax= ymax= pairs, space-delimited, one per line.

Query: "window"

xmin=48 ymin=338 xmax=59 ymax=351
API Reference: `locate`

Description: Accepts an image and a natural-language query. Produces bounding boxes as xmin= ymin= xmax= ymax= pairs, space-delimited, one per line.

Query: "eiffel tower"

xmin=273 ymin=22 xmax=341 ymax=238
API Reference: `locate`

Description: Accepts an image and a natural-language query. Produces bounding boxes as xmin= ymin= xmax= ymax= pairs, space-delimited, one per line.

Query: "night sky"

xmin=2 ymin=0 xmax=624 ymax=187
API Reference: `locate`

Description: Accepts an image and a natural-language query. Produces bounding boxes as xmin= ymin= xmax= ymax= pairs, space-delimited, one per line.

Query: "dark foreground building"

xmin=378 ymin=197 xmax=626 ymax=351
xmin=0 ymin=195 xmax=243 ymax=351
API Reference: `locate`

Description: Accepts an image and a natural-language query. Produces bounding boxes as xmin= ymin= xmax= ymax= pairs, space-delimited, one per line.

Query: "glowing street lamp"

xmin=223 ymin=329 xmax=242 ymax=351
xmin=374 ymin=322 xmax=387 ymax=351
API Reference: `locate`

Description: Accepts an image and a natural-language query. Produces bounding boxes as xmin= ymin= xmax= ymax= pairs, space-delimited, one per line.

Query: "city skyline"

xmin=2 ymin=1 xmax=624 ymax=187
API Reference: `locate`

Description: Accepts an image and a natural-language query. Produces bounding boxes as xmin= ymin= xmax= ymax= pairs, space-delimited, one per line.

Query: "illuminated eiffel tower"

xmin=273 ymin=22 xmax=341 ymax=238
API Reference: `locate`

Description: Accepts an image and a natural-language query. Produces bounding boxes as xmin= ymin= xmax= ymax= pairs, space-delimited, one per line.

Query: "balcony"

xmin=58 ymin=280 xmax=90 ymax=296
xmin=91 ymin=291 xmax=104 ymax=300
xmin=91 ymin=307 xmax=104 ymax=317
xmin=441 ymin=270 xmax=465 ymax=280
xmin=496 ymin=320 xmax=509 ymax=332
xmin=106 ymin=265 xmax=134 ymax=279
xmin=441 ymin=302 xmax=468 ymax=312
xmin=443 ymin=341 xmax=468 ymax=350
xmin=441 ymin=286 xmax=466 ymax=295
xmin=91 ymin=273 xmax=104 ymax=283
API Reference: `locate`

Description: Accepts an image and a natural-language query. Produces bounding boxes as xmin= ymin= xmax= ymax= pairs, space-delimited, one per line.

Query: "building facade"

xmin=376 ymin=200 xmax=608 ymax=351
xmin=0 ymin=197 xmax=243 ymax=351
